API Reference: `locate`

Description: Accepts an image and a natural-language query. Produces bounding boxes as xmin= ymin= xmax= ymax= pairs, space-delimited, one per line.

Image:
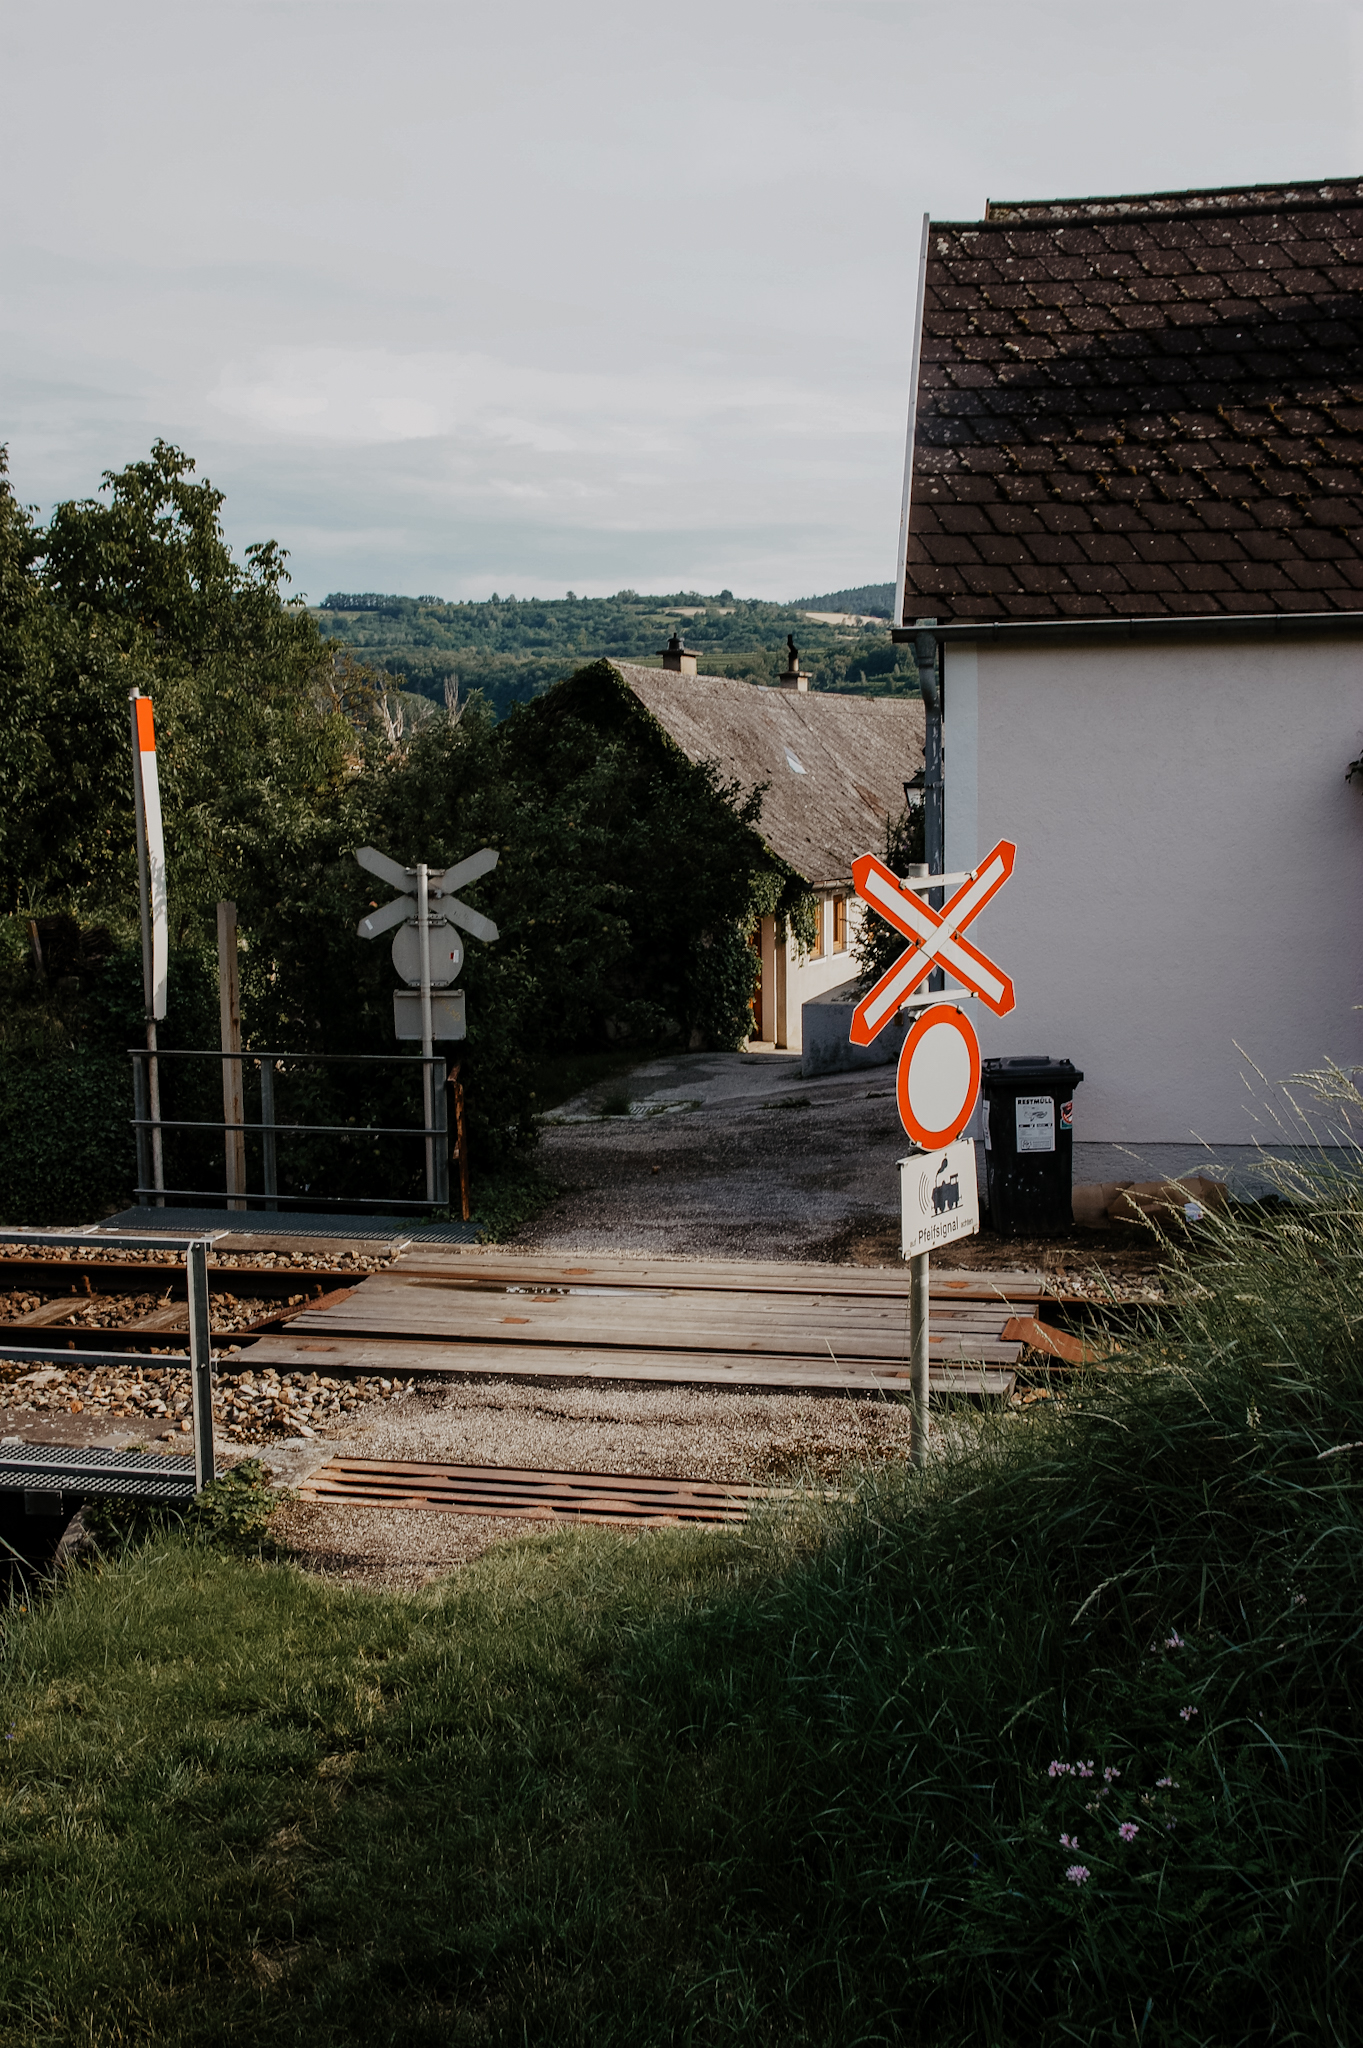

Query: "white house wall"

xmin=760 ymin=895 xmax=865 ymax=1052
xmin=943 ymin=632 xmax=1363 ymax=1143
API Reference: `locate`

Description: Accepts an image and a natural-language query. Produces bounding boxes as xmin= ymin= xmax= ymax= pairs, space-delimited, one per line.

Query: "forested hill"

xmin=791 ymin=583 xmax=894 ymax=615
xmin=314 ymin=588 xmax=915 ymax=721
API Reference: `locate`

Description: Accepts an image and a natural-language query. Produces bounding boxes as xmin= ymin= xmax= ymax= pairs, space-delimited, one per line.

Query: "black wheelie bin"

xmin=981 ymin=1055 xmax=1084 ymax=1236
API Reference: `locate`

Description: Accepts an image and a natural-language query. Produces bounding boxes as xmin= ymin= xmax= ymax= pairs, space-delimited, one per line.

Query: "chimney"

xmin=657 ymin=632 xmax=698 ymax=676
xmin=777 ymin=631 xmax=808 ymax=692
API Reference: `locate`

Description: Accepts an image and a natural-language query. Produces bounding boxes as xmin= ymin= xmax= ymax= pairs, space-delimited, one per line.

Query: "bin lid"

xmin=982 ymin=1056 xmax=1084 ymax=1088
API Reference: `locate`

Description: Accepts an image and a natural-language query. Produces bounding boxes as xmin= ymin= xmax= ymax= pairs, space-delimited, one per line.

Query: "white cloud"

xmin=3 ymin=0 xmax=1359 ymax=597
xmin=207 ymin=347 xmax=889 ymax=454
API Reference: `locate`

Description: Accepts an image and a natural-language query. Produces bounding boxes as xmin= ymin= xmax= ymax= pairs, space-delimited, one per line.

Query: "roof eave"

xmin=892 ymin=610 xmax=1363 ymax=647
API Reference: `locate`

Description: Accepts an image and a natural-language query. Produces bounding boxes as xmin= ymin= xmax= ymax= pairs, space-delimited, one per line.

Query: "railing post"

xmin=187 ymin=1239 xmax=214 ymax=1492
xmin=432 ymin=1058 xmax=449 ymax=1207
xmin=130 ymin=1052 xmax=152 ymax=1206
xmin=259 ymin=1058 xmax=278 ymax=1210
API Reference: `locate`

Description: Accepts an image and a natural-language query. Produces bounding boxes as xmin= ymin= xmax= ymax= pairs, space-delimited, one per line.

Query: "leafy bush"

xmin=853 ymin=798 xmax=925 ymax=991
xmin=80 ymin=1459 xmax=285 ymax=1559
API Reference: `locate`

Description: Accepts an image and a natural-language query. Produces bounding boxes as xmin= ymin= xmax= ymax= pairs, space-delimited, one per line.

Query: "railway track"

xmin=1 ymin=1246 xmax=1116 ymax=1463
xmin=0 ymin=1255 xmax=364 ymax=1355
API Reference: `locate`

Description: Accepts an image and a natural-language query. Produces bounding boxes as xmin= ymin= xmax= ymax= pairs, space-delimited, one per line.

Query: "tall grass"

xmin=1 ymin=1147 xmax=1360 ymax=2044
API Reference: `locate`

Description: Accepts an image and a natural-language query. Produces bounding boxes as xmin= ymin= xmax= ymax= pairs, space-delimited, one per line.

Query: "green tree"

xmin=33 ymin=439 xmax=356 ymax=934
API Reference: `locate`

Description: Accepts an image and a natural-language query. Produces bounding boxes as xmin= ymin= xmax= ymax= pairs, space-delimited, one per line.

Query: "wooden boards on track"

xmin=239 ymin=1248 xmax=1036 ymax=1398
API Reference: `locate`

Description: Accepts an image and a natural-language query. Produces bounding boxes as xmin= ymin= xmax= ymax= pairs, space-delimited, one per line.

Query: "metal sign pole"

xmin=186 ymin=1238 xmax=214 ymax=1492
xmin=128 ymin=691 xmax=165 ymax=1204
xmin=417 ymin=862 xmax=435 ymax=1203
xmin=909 ymin=1240 xmax=930 ymax=1470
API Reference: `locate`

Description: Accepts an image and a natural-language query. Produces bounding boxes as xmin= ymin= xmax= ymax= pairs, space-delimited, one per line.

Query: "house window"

xmin=833 ymin=896 xmax=847 ymax=952
xmin=809 ymin=898 xmax=825 ymax=958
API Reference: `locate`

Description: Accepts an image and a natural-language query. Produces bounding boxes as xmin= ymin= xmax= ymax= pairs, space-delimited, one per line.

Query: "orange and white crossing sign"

xmin=129 ymin=690 xmax=167 ymax=1021
xmin=850 ymin=838 xmax=1017 ymax=1047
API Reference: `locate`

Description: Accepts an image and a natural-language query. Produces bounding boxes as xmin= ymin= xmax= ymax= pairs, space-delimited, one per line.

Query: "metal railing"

xmin=129 ymin=1048 xmax=449 ymax=1212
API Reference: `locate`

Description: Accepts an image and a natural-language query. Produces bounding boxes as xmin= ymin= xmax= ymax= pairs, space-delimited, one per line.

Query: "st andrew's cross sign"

xmin=851 ymin=838 xmax=1017 ymax=1153
xmin=850 ymin=839 xmax=1017 ymax=1045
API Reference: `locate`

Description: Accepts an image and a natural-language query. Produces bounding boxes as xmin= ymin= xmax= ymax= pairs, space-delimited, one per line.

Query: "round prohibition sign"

xmin=896 ymin=1003 xmax=982 ymax=1149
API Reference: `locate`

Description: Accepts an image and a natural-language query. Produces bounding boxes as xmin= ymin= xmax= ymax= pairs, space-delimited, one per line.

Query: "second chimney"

xmin=658 ymin=632 xmax=698 ymax=675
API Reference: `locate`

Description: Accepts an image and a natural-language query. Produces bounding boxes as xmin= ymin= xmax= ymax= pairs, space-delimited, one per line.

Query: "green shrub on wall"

xmin=0 ymin=928 xmax=223 ymax=1224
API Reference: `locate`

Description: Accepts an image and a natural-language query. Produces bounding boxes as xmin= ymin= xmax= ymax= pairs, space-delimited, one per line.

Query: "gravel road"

xmin=513 ymin=1049 xmax=906 ymax=1262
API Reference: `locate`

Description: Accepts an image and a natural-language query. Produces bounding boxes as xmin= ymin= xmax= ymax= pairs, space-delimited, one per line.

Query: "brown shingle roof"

xmin=902 ymin=178 xmax=1363 ymax=624
xmin=608 ymin=663 xmax=924 ymax=888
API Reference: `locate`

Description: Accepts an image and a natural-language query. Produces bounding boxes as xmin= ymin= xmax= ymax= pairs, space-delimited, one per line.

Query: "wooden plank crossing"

xmin=235 ymin=1249 xmax=1034 ymax=1397
xmin=243 ymin=1332 xmax=1016 ymax=1395
xmin=377 ymin=1250 xmax=1047 ymax=1301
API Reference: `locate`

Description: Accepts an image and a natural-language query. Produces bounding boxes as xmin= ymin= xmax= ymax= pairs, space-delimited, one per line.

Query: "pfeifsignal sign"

xmin=899 ymin=1138 xmax=980 ymax=1255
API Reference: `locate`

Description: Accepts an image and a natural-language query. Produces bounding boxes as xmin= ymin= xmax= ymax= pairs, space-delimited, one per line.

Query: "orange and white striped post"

xmin=130 ymin=690 xmax=168 ymax=1203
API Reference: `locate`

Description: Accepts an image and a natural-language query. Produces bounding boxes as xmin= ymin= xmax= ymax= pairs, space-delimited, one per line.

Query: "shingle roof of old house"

xmin=607 ymin=662 xmax=924 ymax=888
xmin=903 ymin=178 xmax=1363 ymax=624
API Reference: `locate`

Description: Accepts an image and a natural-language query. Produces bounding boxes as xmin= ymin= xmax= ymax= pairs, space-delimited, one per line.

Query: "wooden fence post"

xmin=216 ymin=902 xmax=246 ymax=1211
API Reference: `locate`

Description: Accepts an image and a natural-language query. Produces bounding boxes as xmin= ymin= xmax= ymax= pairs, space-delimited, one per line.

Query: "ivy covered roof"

xmin=609 ymin=662 xmax=923 ymax=889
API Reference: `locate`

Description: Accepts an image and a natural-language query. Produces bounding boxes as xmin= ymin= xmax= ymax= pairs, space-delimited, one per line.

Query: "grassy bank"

xmin=2 ymin=1169 xmax=1360 ymax=2044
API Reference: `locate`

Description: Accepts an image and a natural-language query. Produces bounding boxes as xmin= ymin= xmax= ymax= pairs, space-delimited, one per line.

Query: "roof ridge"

xmin=979 ymin=177 xmax=1363 ymax=225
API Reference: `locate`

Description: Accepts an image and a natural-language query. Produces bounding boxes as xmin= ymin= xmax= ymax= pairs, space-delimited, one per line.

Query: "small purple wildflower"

xmin=1155 ymin=1776 xmax=1177 ymax=1789
xmin=1179 ymin=1706 xmax=1199 ymax=1722
xmin=1165 ymin=1632 xmax=1184 ymax=1650
xmin=1048 ymin=1760 xmax=1073 ymax=1778
xmin=1103 ymin=1766 xmax=1121 ymax=1783
xmin=1077 ymin=1761 xmax=1095 ymax=1779
xmin=1059 ymin=1833 xmax=1079 ymax=1849
xmin=1064 ymin=1864 xmax=1091 ymax=1886
xmin=1118 ymin=1821 xmax=1139 ymax=1842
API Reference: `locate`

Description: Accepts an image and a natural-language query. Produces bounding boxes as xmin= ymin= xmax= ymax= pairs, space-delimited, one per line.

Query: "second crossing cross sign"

xmin=354 ymin=842 xmax=501 ymax=1204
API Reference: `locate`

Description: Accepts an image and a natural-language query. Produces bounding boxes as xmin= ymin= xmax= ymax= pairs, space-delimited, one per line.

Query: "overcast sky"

xmin=3 ymin=0 xmax=1360 ymax=602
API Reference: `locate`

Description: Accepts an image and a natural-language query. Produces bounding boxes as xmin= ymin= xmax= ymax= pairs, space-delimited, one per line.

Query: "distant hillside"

xmin=790 ymin=583 xmax=894 ymax=617
xmin=315 ymin=588 xmax=916 ymax=721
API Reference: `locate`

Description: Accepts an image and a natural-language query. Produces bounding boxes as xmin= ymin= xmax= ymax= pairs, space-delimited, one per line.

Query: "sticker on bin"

xmin=1060 ymin=1099 xmax=1074 ymax=1128
xmin=1015 ymin=1095 xmax=1055 ymax=1153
